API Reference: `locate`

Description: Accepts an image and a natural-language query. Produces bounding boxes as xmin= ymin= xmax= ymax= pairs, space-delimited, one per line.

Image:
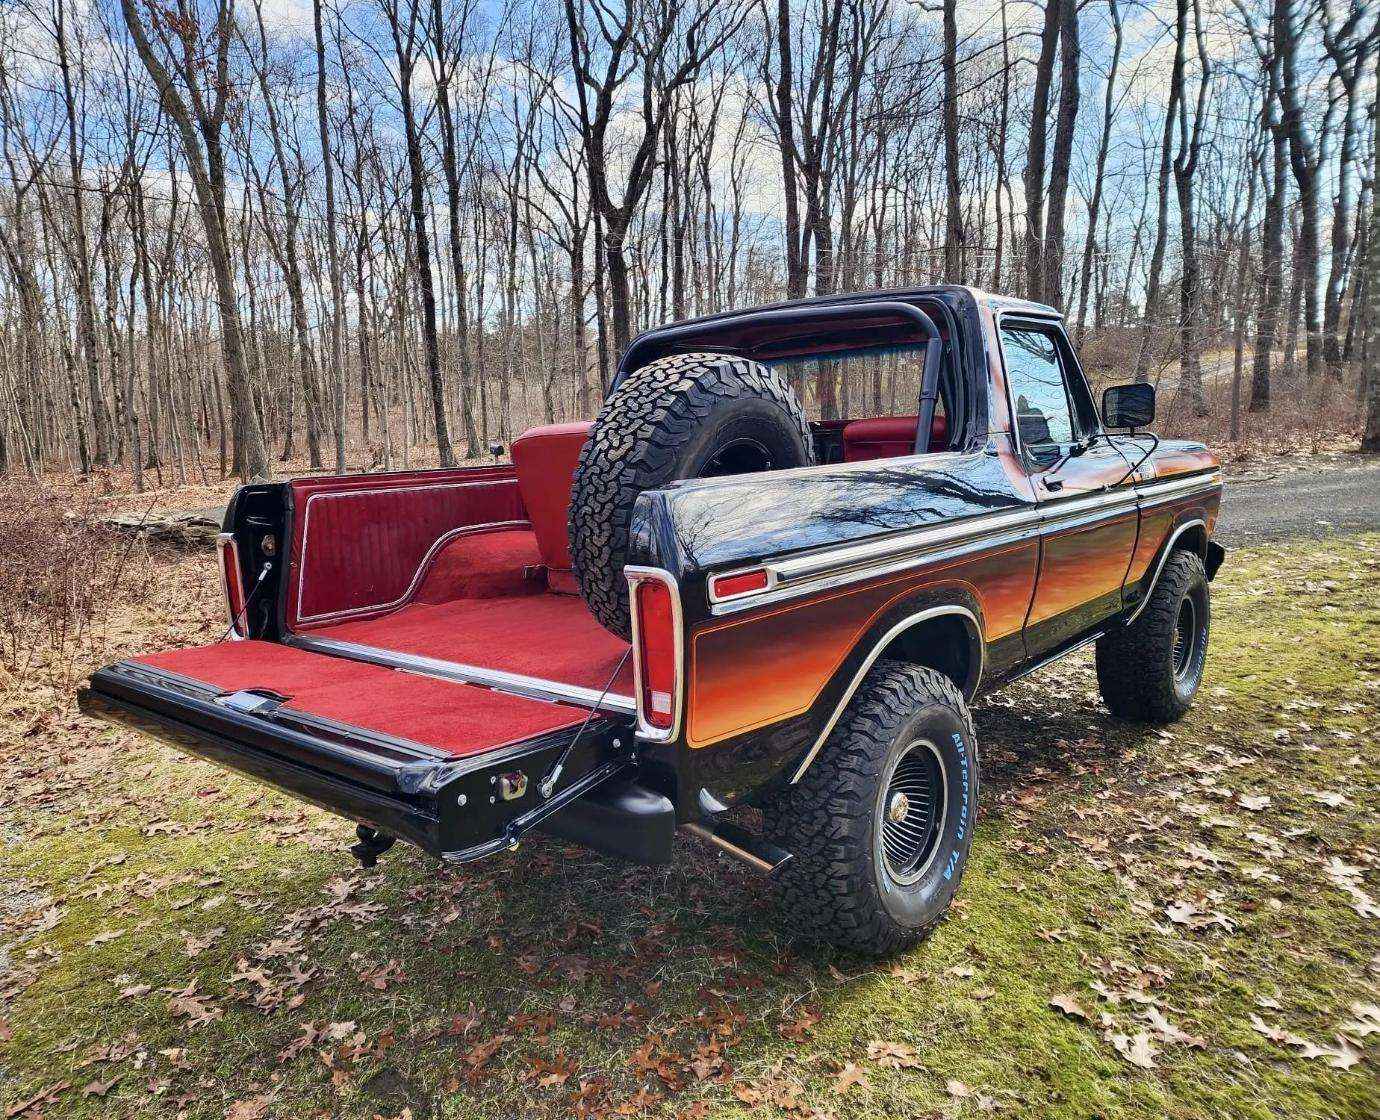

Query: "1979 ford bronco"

xmin=80 ymin=285 xmax=1224 ymax=956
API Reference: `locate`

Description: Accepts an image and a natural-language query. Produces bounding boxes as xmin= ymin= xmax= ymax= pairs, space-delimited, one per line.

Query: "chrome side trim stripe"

xmin=1135 ymin=469 xmax=1222 ymax=502
xmin=287 ymin=634 xmax=637 ymax=716
xmin=710 ymin=470 xmax=1220 ymax=617
xmin=769 ymin=506 xmax=1040 ymax=584
xmin=788 ymin=606 xmax=984 ymax=784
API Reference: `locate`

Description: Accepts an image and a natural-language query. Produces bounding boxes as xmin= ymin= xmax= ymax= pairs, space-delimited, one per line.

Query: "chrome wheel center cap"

xmin=887 ymin=791 xmax=910 ymax=824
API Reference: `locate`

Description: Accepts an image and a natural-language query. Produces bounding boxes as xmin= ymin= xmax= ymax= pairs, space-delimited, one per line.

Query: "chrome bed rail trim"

xmin=287 ymin=634 xmax=637 ymax=716
xmin=295 ymin=516 xmax=532 ymax=627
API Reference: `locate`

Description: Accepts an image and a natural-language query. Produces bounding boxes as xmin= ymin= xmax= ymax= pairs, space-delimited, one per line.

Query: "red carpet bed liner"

xmin=309 ymin=593 xmax=634 ymax=697
xmin=134 ymin=640 xmax=587 ymax=758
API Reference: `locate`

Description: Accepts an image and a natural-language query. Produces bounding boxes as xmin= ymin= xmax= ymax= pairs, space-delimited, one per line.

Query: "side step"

xmin=681 ymin=820 xmax=794 ymax=876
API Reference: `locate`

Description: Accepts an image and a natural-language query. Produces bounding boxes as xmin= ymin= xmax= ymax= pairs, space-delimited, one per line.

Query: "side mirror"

xmin=1102 ymin=383 xmax=1155 ymax=429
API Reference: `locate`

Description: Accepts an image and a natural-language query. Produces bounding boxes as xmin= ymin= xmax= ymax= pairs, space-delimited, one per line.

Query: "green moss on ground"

xmin=2 ymin=534 xmax=1377 ymax=1119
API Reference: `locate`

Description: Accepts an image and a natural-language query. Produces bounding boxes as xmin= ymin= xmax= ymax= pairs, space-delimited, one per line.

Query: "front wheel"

xmin=1096 ymin=550 xmax=1210 ymax=723
xmin=763 ymin=663 xmax=979 ymax=956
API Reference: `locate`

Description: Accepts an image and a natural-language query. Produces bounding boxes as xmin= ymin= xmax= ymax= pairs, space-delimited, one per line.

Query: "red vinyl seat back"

xmin=841 ymin=414 xmax=948 ymax=461
xmin=510 ymin=421 xmax=593 ymax=594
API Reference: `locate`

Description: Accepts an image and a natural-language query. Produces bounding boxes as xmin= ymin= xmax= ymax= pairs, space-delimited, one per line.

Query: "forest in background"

xmin=1 ymin=0 xmax=1379 ymax=486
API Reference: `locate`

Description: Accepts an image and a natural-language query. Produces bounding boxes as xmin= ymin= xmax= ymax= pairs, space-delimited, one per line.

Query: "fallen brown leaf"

xmin=1049 ymin=993 xmax=1090 ymax=1020
xmin=832 ymin=1062 xmax=870 ymax=1094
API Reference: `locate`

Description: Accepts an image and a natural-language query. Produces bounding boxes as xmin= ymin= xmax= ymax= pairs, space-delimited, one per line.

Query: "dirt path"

xmin=1218 ymin=454 xmax=1380 ymax=544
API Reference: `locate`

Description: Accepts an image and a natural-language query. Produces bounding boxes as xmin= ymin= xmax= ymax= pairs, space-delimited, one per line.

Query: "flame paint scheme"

xmin=623 ymin=286 xmax=1221 ymax=806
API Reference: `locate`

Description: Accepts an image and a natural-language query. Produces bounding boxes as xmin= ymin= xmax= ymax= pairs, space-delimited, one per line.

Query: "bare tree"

xmin=118 ymin=0 xmax=269 ymax=479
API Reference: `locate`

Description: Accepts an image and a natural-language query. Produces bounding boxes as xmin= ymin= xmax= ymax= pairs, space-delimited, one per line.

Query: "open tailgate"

xmin=79 ymin=640 xmax=634 ymax=862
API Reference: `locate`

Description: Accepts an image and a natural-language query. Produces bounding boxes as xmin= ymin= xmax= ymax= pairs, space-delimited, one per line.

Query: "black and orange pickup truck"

xmin=80 ymin=285 xmax=1223 ymax=955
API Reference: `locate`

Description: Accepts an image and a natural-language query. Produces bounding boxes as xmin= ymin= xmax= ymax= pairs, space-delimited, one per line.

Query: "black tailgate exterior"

xmin=80 ymin=659 xmax=635 ymax=861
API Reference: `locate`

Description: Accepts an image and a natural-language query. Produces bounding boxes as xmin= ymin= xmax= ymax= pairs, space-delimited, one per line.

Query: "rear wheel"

xmin=1096 ymin=550 xmax=1210 ymax=723
xmin=763 ymin=663 xmax=979 ymax=956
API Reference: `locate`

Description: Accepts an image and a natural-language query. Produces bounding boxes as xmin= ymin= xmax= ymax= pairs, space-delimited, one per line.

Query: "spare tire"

xmin=569 ymin=352 xmax=815 ymax=639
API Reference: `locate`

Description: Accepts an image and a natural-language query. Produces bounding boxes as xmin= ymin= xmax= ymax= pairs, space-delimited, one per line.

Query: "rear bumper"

xmin=81 ymin=660 xmax=640 ymax=862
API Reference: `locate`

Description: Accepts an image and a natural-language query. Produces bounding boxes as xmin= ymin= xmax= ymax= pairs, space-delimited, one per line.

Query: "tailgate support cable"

xmin=223 ymin=561 xmax=273 ymax=642
xmin=538 ymin=647 xmax=632 ymax=801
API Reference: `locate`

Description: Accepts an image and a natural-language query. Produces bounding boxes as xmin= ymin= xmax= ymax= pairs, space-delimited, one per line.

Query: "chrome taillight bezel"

xmin=625 ymin=566 xmax=683 ymax=742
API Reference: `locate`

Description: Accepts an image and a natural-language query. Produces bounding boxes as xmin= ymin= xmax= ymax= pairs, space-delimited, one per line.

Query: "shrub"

xmin=0 ymin=484 xmax=152 ymax=683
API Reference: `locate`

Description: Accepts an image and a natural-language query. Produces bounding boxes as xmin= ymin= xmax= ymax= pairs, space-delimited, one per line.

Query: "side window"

xmin=1000 ymin=324 xmax=1076 ymax=454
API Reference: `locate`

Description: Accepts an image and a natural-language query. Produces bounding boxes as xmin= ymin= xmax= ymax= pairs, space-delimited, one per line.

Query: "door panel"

xmin=1026 ymin=443 xmax=1140 ymax=650
xmin=995 ymin=318 xmax=1139 ymax=657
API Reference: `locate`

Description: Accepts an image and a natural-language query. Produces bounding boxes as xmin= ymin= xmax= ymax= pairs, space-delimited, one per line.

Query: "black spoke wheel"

xmin=877 ymin=739 xmax=947 ymax=886
xmin=764 ymin=663 xmax=979 ymax=956
xmin=1097 ymin=549 xmax=1211 ymax=723
xmin=1171 ymin=597 xmax=1199 ymax=682
xmin=699 ymin=436 xmax=772 ymax=477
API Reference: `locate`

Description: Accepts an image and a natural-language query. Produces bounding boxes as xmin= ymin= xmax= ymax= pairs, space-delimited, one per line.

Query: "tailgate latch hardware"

xmin=498 ymin=771 xmax=528 ymax=801
xmin=214 ymin=689 xmax=286 ymax=716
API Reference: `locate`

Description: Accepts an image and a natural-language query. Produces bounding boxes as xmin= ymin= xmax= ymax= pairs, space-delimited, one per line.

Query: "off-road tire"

xmin=569 ymin=352 xmax=813 ymax=639
xmin=762 ymin=663 xmax=979 ymax=956
xmin=1096 ymin=550 xmax=1210 ymax=723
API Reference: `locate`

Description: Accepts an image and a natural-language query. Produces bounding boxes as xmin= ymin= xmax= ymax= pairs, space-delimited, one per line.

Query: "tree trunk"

xmin=1132 ymin=6 xmax=1184 ymax=384
xmin=389 ymin=1 xmax=454 ymax=467
xmin=314 ymin=0 xmax=347 ymax=472
xmin=117 ymin=0 xmax=268 ymax=480
xmin=1273 ymin=0 xmax=1324 ymax=381
xmin=429 ymin=0 xmax=481 ymax=457
xmin=942 ymin=0 xmax=963 ymax=283
xmin=1041 ymin=0 xmax=1080 ymax=309
xmin=1172 ymin=0 xmax=1210 ymax=417
xmin=1363 ymin=46 xmax=1380 ymax=451
xmin=1075 ymin=0 xmax=1121 ymax=346
xmin=1022 ymin=0 xmax=1061 ymax=302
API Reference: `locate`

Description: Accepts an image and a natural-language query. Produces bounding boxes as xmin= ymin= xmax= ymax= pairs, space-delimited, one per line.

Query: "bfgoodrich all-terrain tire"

xmin=763 ymin=663 xmax=979 ymax=956
xmin=1096 ymin=550 xmax=1210 ymax=723
xmin=568 ymin=352 xmax=813 ymax=639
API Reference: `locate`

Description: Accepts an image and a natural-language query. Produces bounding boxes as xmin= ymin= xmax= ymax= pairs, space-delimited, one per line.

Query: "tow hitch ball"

xmin=350 ymin=824 xmax=396 ymax=868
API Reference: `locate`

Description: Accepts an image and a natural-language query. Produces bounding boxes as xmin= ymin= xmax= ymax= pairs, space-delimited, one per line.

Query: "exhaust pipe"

xmin=681 ymin=820 xmax=793 ymax=876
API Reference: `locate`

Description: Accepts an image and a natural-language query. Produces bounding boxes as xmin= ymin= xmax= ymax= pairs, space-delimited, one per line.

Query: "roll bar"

xmin=612 ymin=300 xmax=948 ymax=454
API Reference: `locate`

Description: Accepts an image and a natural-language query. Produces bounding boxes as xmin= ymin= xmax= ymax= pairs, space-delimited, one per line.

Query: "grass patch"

xmin=2 ymin=534 xmax=1377 ymax=1119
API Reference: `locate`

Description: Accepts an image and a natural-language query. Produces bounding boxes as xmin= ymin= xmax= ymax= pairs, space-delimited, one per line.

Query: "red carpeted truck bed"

xmin=135 ymin=640 xmax=589 ymax=758
xmin=310 ymin=592 xmax=634 ymax=696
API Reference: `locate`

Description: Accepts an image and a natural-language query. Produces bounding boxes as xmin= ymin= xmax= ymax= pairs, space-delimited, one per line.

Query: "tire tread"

xmin=763 ymin=663 xmax=978 ymax=956
xmin=568 ymin=352 xmax=813 ymax=639
xmin=1096 ymin=550 xmax=1208 ymax=723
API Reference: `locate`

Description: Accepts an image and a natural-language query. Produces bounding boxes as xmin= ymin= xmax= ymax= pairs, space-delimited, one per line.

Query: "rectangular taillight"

xmin=632 ymin=574 xmax=678 ymax=734
xmin=217 ymin=533 xmax=246 ymax=638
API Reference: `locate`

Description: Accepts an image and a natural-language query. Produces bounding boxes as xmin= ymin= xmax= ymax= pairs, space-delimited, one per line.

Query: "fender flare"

xmin=1125 ymin=517 xmax=1207 ymax=625
xmin=788 ymin=594 xmax=985 ymax=784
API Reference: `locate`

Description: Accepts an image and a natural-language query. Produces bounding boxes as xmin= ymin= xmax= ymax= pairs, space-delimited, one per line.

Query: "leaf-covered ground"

xmin=1 ymin=531 xmax=1377 ymax=1120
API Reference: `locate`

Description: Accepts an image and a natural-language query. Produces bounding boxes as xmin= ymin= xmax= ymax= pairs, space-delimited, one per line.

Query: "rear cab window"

xmin=767 ymin=343 xmax=954 ymax=464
